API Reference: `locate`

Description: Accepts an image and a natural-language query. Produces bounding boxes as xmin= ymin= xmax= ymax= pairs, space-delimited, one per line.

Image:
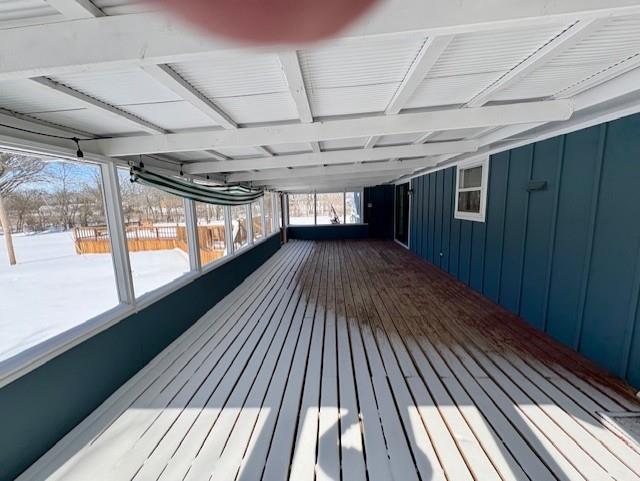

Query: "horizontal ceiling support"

xmin=3 ymin=1 xmax=640 ymax=80
xmin=88 ymin=100 xmax=572 ymax=156
xmin=185 ymin=140 xmax=477 ymax=174
xmin=228 ymin=157 xmax=440 ymax=182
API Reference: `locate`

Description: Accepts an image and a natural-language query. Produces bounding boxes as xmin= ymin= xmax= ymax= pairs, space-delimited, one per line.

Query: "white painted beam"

xmin=185 ymin=140 xmax=476 ymax=174
xmin=278 ymin=51 xmax=313 ymax=123
xmin=141 ymin=64 xmax=237 ymax=129
xmin=228 ymin=157 xmax=440 ymax=182
xmin=44 ymin=0 xmax=103 ymax=18
xmin=386 ymin=35 xmax=454 ymax=114
xmin=254 ymin=146 xmax=274 ymax=157
xmin=3 ymin=1 xmax=640 ymax=80
xmin=31 ymin=77 xmax=167 ymax=135
xmin=277 ymin=52 xmax=322 ymax=154
xmin=87 ymin=100 xmax=572 ymax=156
xmin=467 ymin=18 xmax=608 ymax=107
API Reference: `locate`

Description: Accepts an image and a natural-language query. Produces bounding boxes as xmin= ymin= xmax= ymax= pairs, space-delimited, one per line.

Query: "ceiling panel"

xmin=299 ymin=33 xmax=428 ymax=89
xmin=405 ymin=72 xmax=498 ymax=109
xmin=170 ymin=53 xmax=288 ymax=99
xmin=429 ymin=24 xmax=567 ymax=78
xmin=51 ymin=69 xmax=181 ymax=106
xmin=0 ymin=0 xmax=61 ymax=27
xmin=32 ymin=108 xmax=146 ymax=135
xmin=309 ymin=83 xmax=397 ymax=117
xmin=0 ymin=79 xmax=87 ymax=113
xmin=213 ymin=92 xmax=298 ymax=124
xmin=124 ymin=101 xmax=218 ymax=130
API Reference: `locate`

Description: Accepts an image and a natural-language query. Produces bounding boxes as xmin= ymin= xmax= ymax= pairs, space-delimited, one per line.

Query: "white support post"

xmin=224 ymin=205 xmax=234 ymax=256
xmin=259 ymin=196 xmax=266 ymax=238
xmin=246 ymin=204 xmax=254 ymax=245
xmin=313 ymin=192 xmax=317 ymax=225
xmin=184 ymin=198 xmax=201 ymax=272
xmin=343 ymin=191 xmax=347 ymax=224
xmin=271 ymin=193 xmax=278 ymax=233
xmin=100 ymin=161 xmax=135 ymax=304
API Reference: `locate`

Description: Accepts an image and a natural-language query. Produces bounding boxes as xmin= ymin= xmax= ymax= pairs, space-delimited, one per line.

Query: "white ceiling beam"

xmin=4 ymin=1 xmax=640 ymax=80
xmin=30 ymin=77 xmax=167 ymax=135
xmin=87 ymin=100 xmax=572 ymax=156
xmin=254 ymin=146 xmax=274 ymax=157
xmin=229 ymin=157 xmax=441 ymax=182
xmin=386 ymin=35 xmax=454 ymax=114
xmin=364 ymin=136 xmax=381 ymax=149
xmin=185 ymin=140 xmax=477 ymax=174
xmin=278 ymin=51 xmax=313 ymax=123
xmin=467 ymin=18 xmax=608 ymax=107
xmin=365 ymin=35 xmax=453 ymax=149
xmin=277 ymin=51 xmax=321 ymax=154
xmin=44 ymin=0 xmax=104 ymax=18
xmin=141 ymin=64 xmax=237 ymax=129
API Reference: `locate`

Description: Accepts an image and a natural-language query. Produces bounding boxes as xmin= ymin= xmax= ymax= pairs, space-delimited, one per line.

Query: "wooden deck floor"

xmin=20 ymin=240 xmax=640 ymax=481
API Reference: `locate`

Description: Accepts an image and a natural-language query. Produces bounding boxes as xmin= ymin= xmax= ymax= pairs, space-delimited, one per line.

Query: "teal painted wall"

xmin=409 ymin=113 xmax=640 ymax=388
xmin=287 ymin=224 xmax=369 ymax=240
xmin=0 ymin=235 xmax=281 ymax=481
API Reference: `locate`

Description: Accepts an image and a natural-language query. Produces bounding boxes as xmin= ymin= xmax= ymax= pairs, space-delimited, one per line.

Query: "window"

xmin=455 ymin=158 xmax=489 ymax=222
xmin=316 ymin=192 xmax=344 ymax=225
xmin=0 ymin=153 xmax=119 ymax=361
xmin=288 ymin=191 xmax=363 ymax=225
xmin=264 ymin=193 xmax=274 ymax=235
xmin=231 ymin=204 xmax=249 ymax=251
xmin=195 ymin=202 xmax=227 ymax=266
xmin=118 ymin=169 xmax=191 ymax=297
xmin=345 ymin=191 xmax=362 ymax=224
xmin=251 ymin=200 xmax=264 ymax=241
xmin=288 ymin=193 xmax=315 ymax=225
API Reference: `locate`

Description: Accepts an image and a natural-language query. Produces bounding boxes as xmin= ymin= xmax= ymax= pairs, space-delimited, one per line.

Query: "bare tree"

xmin=0 ymin=152 xmax=45 ymax=265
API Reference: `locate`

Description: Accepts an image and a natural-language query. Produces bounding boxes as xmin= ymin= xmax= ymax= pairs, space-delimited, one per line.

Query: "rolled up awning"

xmin=130 ymin=165 xmax=263 ymax=206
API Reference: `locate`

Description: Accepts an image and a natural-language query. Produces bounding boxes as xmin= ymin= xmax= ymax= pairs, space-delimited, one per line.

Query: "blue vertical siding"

xmin=408 ymin=112 xmax=640 ymax=387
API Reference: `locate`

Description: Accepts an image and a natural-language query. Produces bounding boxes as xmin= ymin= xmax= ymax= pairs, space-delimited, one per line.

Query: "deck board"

xmin=19 ymin=240 xmax=640 ymax=481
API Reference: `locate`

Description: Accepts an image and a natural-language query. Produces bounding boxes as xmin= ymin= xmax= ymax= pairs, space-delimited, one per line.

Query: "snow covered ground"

xmin=0 ymin=231 xmax=189 ymax=362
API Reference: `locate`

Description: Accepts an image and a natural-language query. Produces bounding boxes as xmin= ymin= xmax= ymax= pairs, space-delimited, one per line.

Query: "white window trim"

xmin=454 ymin=156 xmax=489 ymax=222
xmin=286 ymin=189 xmax=365 ymax=226
xmin=0 ymin=139 xmax=283 ymax=387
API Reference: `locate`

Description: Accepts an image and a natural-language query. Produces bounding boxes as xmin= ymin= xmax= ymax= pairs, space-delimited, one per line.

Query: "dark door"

xmin=395 ymin=182 xmax=409 ymax=245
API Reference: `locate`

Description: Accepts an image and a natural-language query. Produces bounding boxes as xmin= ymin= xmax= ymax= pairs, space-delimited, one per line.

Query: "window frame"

xmin=0 ymin=145 xmax=281 ymax=387
xmin=286 ymin=190 xmax=364 ymax=226
xmin=454 ymin=157 xmax=489 ymax=223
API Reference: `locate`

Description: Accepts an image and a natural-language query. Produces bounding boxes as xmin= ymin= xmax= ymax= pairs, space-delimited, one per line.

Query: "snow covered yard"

xmin=0 ymin=231 xmax=189 ymax=362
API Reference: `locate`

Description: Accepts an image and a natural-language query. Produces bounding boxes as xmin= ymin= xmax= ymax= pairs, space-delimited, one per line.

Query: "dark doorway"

xmin=395 ymin=182 xmax=410 ymax=246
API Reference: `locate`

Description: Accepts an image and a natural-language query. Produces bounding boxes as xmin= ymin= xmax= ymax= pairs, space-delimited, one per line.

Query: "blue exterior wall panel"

xmin=409 ymin=113 xmax=640 ymax=388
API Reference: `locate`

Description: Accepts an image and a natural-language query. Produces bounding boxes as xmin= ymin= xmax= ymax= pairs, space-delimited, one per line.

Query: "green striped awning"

xmin=130 ymin=166 xmax=263 ymax=206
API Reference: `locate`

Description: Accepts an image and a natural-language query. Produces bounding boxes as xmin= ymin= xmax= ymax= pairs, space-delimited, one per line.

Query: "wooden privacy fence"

xmin=73 ymin=224 xmax=228 ymax=265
